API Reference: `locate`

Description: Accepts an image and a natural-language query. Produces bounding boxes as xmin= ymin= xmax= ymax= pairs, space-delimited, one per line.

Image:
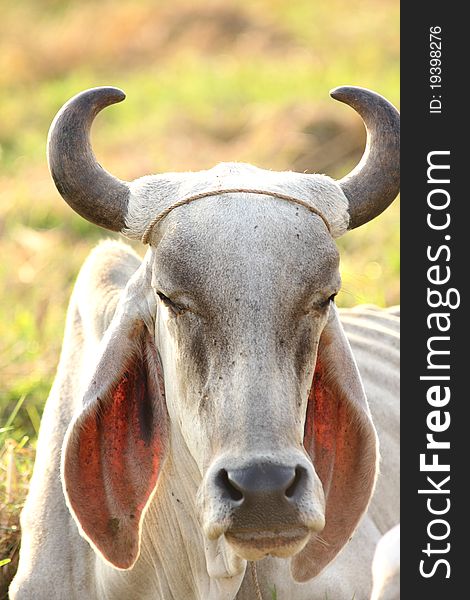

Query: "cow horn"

xmin=47 ymin=87 xmax=130 ymax=232
xmin=330 ymin=86 xmax=400 ymax=230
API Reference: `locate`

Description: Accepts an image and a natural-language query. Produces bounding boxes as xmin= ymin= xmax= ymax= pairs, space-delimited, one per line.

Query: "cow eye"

xmin=156 ymin=291 xmax=187 ymax=315
xmin=319 ymin=293 xmax=337 ymax=308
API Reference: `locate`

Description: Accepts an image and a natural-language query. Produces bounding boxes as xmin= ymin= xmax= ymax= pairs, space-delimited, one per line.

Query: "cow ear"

xmin=61 ymin=273 xmax=168 ymax=570
xmin=291 ymin=306 xmax=378 ymax=582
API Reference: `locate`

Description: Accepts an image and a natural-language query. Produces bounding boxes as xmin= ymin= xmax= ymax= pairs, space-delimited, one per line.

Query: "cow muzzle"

xmin=201 ymin=457 xmax=325 ymax=561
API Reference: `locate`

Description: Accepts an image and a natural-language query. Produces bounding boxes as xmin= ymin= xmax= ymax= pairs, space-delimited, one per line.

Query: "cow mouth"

xmin=225 ymin=526 xmax=311 ymax=560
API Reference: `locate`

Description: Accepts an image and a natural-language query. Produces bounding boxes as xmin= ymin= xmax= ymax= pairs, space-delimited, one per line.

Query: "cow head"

xmin=51 ymin=86 xmax=399 ymax=581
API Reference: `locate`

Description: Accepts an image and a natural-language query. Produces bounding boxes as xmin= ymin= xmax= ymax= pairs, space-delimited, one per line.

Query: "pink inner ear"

xmin=304 ymin=358 xmax=339 ymax=492
xmin=63 ymin=347 xmax=167 ymax=569
xmin=295 ymin=356 xmax=377 ymax=581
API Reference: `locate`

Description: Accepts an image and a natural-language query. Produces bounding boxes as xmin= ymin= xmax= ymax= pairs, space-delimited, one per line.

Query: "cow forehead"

xmin=151 ymin=193 xmax=340 ymax=307
xmin=124 ymin=162 xmax=350 ymax=240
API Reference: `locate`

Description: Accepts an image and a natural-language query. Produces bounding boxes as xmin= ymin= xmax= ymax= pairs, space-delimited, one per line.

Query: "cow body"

xmin=11 ymin=241 xmax=398 ymax=600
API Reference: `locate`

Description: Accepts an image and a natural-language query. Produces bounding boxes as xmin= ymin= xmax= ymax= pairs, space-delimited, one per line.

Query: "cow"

xmin=10 ymin=85 xmax=399 ymax=600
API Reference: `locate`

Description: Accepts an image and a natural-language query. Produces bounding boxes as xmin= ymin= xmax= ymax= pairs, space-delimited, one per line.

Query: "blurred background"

xmin=0 ymin=0 xmax=399 ymax=591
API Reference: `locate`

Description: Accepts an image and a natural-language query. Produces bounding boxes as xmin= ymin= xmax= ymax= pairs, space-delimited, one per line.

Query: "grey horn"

xmin=47 ymin=87 xmax=130 ymax=232
xmin=330 ymin=86 xmax=400 ymax=230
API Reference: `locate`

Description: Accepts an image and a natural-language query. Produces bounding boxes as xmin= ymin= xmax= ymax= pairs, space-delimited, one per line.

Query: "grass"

xmin=0 ymin=415 xmax=35 ymax=598
xmin=0 ymin=0 xmax=398 ymax=594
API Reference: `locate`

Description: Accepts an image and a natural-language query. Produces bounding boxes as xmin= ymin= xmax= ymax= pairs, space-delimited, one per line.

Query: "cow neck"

xmin=96 ymin=426 xmax=246 ymax=600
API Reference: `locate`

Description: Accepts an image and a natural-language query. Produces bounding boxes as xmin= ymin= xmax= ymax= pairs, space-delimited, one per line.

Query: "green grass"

xmin=0 ymin=0 xmax=398 ymax=592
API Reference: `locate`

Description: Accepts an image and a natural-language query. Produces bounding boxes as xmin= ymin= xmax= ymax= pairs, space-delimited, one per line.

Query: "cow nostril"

xmin=285 ymin=466 xmax=305 ymax=499
xmin=216 ymin=463 xmax=309 ymax=505
xmin=217 ymin=469 xmax=243 ymax=502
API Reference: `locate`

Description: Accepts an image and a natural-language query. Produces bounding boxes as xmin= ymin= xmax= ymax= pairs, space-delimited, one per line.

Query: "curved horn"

xmin=330 ymin=86 xmax=400 ymax=230
xmin=47 ymin=87 xmax=130 ymax=232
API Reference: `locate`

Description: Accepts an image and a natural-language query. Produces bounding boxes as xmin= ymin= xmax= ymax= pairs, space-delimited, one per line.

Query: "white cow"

xmin=10 ymin=85 xmax=399 ymax=600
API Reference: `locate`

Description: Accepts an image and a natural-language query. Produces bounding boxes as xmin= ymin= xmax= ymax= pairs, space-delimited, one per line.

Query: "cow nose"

xmin=216 ymin=463 xmax=306 ymax=505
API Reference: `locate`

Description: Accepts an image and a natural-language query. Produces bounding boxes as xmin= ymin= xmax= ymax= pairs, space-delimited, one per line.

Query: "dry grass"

xmin=0 ymin=436 xmax=34 ymax=598
xmin=0 ymin=0 xmax=398 ymax=593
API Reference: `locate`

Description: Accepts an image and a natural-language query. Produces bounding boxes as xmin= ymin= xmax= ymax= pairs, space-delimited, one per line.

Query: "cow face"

xmin=58 ymin=172 xmax=382 ymax=581
xmin=151 ymin=194 xmax=340 ymax=561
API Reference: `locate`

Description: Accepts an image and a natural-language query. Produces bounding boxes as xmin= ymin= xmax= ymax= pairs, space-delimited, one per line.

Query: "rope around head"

xmin=141 ymin=188 xmax=331 ymax=244
xmin=249 ymin=561 xmax=264 ymax=600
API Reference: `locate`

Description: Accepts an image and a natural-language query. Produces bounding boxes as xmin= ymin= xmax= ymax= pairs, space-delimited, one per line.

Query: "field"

xmin=0 ymin=0 xmax=399 ymax=595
